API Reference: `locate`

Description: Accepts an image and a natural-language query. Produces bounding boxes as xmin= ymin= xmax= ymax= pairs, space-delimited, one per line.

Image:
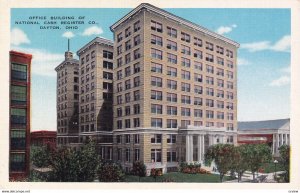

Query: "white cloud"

xmin=237 ymin=58 xmax=251 ymax=66
xmin=11 ymin=46 xmax=64 ymax=77
xmin=269 ymin=65 xmax=291 ymax=87
xmin=82 ymin=26 xmax=103 ymax=36
xmin=241 ymin=35 xmax=290 ymax=53
xmin=11 ymin=28 xmax=31 ymax=46
xmin=62 ymin=31 xmax=75 ymax=38
xmin=216 ymin=24 xmax=237 ymax=35
xmin=269 ymin=76 xmax=290 ymax=87
xmin=271 ymin=35 xmax=291 ymax=52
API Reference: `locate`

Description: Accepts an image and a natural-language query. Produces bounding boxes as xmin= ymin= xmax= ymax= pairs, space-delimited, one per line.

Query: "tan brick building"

xmin=55 ymin=44 xmax=80 ymax=146
xmin=110 ymin=3 xmax=239 ymax=174
xmin=77 ymin=37 xmax=114 ymax=159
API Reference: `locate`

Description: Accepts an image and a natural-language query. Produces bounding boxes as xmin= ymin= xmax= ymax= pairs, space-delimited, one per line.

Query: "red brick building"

xmin=9 ymin=50 xmax=32 ymax=180
xmin=31 ymin=130 xmax=57 ymax=149
xmin=238 ymin=119 xmax=290 ymax=157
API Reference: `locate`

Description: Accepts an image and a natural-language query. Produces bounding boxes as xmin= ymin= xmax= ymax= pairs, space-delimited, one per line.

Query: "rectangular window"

xmin=217 ymin=57 xmax=224 ymax=66
xmin=194 ymin=49 xmax=202 ymax=59
xmin=167 ymin=135 xmax=176 ymax=143
xmin=181 ymin=107 xmax=191 ymax=116
xmin=194 ymin=73 xmax=202 ymax=83
xmin=181 ymin=58 xmax=191 ymax=68
xmin=134 ymin=90 xmax=140 ymax=101
xmin=167 ymin=93 xmax=177 ymax=103
xmin=151 ymin=134 xmax=162 ymax=143
xmin=11 ymin=63 xmax=27 ymax=81
xmin=216 ymin=45 xmax=224 ymax=54
xmin=206 ymin=53 xmax=214 ymax=62
xmin=217 ymin=112 xmax=224 ymax=120
xmin=167 ymin=79 xmax=177 ymax=90
xmin=117 ymin=32 xmax=123 ymax=42
xmin=167 ymin=53 xmax=177 ymax=64
xmin=134 ymin=35 xmax=141 ymax=46
xmin=134 ymin=76 xmax=140 ymax=87
xmin=134 ymin=63 xmax=140 ymax=73
xmin=181 ymin=32 xmax=190 ymax=42
xmin=134 ymin=49 xmax=141 ymax=60
xmin=194 ymin=97 xmax=202 ymax=106
xmin=167 ymin=150 xmax=177 ymax=162
xmin=151 ymin=62 xmax=163 ymax=73
xmin=11 ymin=108 xmax=26 ymax=124
xmin=226 ymin=49 xmax=234 ymax=58
xmin=151 ymin=49 xmax=162 ymax=60
xmin=134 ymin=104 xmax=140 ymax=114
xmin=181 ymin=95 xmax=191 ymax=104
xmin=10 ymin=153 xmax=25 ymax=172
xmin=217 ymin=101 xmax=224 ymax=109
xmin=151 ymin=34 xmax=163 ymax=46
xmin=181 ymin=44 xmax=191 ymax=55
xmin=125 ymin=119 xmax=131 ymax=128
xmin=181 ymin=70 xmax=190 ymax=80
xmin=181 ymin=120 xmax=191 ymax=127
xmin=151 ymin=104 xmax=163 ymax=114
xmin=125 ymin=40 xmax=132 ymax=51
xmin=125 ymin=148 xmax=131 ymax=162
xmin=11 ymin=85 xmax=27 ymax=105
xmin=134 ymin=149 xmax=140 ymax=161
xmin=117 ymin=58 xmax=122 ymax=67
xmin=167 ymin=66 xmax=177 ymax=77
xmin=103 ymin=72 xmax=113 ymax=80
xmin=166 ymin=40 xmax=177 ymax=51
xmin=125 ymin=93 xmax=131 ymax=103
xmin=206 ymin=110 xmax=214 ymax=119
xmin=151 ymin=118 xmax=162 ymax=128
xmin=117 ymin=45 xmax=122 ymax=55
xmin=181 ymin=82 xmax=190 ymax=92
xmin=206 ymin=42 xmax=214 ymax=51
xmin=117 ymin=120 xmax=122 ymax=129
xmin=151 ymin=20 xmax=163 ymax=32
xmin=103 ymin=50 xmax=113 ymax=59
xmin=206 ymin=65 xmax=214 ymax=74
xmin=206 ymin=87 xmax=214 ymax=96
xmin=125 ymin=80 xmax=131 ymax=90
xmin=10 ymin=130 xmax=26 ymax=149
xmin=125 ymin=27 xmax=131 ymax=37
xmin=217 ymin=90 xmax=224 ymax=98
xmin=125 ymin=134 xmax=131 ymax=143
xmin=194 ymin=37 xmax=202 ymax=47
xmin=167 ymin=119 xmax=177 ymax=128
xmin=134 ymin=134 xmax=140 ymax=144
xmin=151 ymin=149 xmax=162 ymax=162
xmin=151 ymin=76 xmax=162 ymax=87
xmin=151 ymin=90 xmax=162 ymax=100
xmin=167 ymin=27 xmax=177 ymax=38
xmin=194 ymin=109 xmax=203 ymax=117
xmin=167 ymin=106 xmax=177 ymax=115
xmin=125 ymin=53 xmax=131 ymax=64
xmin=194 ymin=61 xmax=202 ymax=71
xmin=134 ymin=20 xmax=141 ymax=32
xmin=217 ymin=79 xmax=224 ymax=87
xmin=206 ymin=76 xmax=214 ymax=85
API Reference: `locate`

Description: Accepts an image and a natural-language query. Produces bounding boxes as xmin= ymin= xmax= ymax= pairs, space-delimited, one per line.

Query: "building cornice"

xmin=54 ymin=59 xmax=79 ymax=72
xmin=76 ymin=37 xmax=114 ymax=56
xmin=110 ymin=3 xmax=240 ymax=48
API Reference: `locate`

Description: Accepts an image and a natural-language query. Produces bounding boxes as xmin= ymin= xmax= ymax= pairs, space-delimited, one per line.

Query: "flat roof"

xmin=76 ymin=37 xmax=114 ymax=56
xmin=110 ymin=3 xmax=239 ymax=48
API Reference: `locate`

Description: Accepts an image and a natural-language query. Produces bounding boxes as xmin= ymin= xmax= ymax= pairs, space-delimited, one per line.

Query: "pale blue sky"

xmin=11 ymin=8 xmax=291 ymax=131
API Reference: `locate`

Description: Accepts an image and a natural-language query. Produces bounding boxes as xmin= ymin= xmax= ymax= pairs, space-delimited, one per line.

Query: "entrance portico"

xmin=180 ymin=125 xmax=236 ymax=163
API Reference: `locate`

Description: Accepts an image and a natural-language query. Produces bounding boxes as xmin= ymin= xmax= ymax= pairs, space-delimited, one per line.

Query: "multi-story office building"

xmin=55 ymin=44 xmax=80 ymax=146
xmin=110 ymin=3 xmax=239 ymax=173
xmin=9 ymin=50 xmax=32 ymax=180
xmin=77 ymin=37 xmax=114 ymax=159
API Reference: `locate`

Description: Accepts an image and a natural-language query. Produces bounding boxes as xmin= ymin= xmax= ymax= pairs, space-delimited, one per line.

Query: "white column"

xmin=287 ymin=134 xmax=289 ymax=145
xmin=202 ymin=135 xmax=204 ymax=160
xmin=190 ymin=135 xmax=194 ymax=162
xmin=272 ymin=134 xmax=276 ymax=154
xmin=276 ymin=134 xmax=280 ymax=155
xmin=186 ymin=135 xmax=189 ymax=163
xmin=281 ymin=133 xmax=284 ymax=146
xmin=197 ymin=135 xmax=201 ymax=162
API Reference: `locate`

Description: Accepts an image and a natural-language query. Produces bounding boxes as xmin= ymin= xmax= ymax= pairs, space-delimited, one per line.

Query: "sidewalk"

xmin=224 ymin=171 xmax=285 ymax=183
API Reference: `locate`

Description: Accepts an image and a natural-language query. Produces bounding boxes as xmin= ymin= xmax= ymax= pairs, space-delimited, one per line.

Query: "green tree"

xmin=30 ymin=145 xmax=51 ymax=168
xmin=243 ymin=144 xmax=272 ymax=181
xmin=205 ymin=144 xmax=235 ymax=182
xmin=75 ymin=139 xmax=100 ymax=181
xmin=131 ymin=161 xmax=146 ymax=181
xmin=232 ymin=145 xmax=250 ymax=182
xmin=98 ymin=161 xmax=125 ymax=182
xmin=279 ymin=144 xmax=290 ymax=182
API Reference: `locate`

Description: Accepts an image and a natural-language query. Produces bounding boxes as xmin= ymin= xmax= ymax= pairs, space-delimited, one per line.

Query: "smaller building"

xmin=238 ymin=119 xmax=290 ymax=157
xmin=31 ymin=130 xmax=57 ymax=149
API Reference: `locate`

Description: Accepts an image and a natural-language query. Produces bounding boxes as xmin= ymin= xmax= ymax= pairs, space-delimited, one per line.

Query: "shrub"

xmin=98 ymin=161 xmax=125 ymax=182
xmin=180 ymin=162 xmax=202 ymax=174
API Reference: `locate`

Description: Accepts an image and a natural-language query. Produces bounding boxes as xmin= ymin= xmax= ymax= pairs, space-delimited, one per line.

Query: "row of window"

xmin=57 ymin=68 xmax=79 ymax=79
xmin=116 ymin=117 xmax=235 ymax=130
xmin=80 ymin=50 xmax=113 ymax=65
xmin=150 ymin=48 xmax=234 ymax=67
xmin=149 ymin=20 xmax=234 ymax=58
xmin=80 ymin=60 xmax=113 ymax=77
xmin=116 ymin=20 xmax=141 ymax=42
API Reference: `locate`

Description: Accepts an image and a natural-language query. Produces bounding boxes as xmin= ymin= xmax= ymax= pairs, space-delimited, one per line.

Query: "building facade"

xmin=238 ymin=119 xmax=290 ymax=157
xmin=110 ymin=3 xmax=239 ymax=173
xmin=55 ymin=45 xmax=80 ymax=146
xmin=9 ymin=50 xmax=32 ymax=180
xmin=31 ymin=130 xmax=57 ymax=149
xmin=76 ymin=37 xmax=114 ymax=159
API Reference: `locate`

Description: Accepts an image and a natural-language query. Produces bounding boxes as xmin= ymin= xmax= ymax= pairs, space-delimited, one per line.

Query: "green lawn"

xmin=260 ymin=162 xmax=285 ymax=173
xmin=124 ymin=172 xmax=231 ymax=183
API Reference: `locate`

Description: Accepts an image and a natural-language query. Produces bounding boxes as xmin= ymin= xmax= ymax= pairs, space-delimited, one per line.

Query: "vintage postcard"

xmin=0 ymin=0 xmax=299 ymax=192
